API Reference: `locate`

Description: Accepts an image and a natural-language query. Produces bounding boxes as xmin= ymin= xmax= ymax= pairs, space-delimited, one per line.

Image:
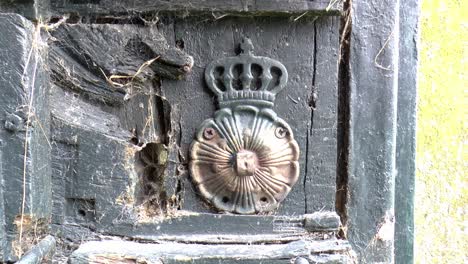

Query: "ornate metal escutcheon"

xmin=189 ymin=38 xmax=300 ymax=214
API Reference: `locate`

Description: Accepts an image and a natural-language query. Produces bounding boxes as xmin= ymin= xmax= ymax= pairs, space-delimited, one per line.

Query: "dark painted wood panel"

xmin=230 ymin=16 xmax=316 ymax=215
xmin=395 ymin=0 xmax=420 ymax=262
xmin=0 ymin=13 xmax=51 ymax=262
xmin=162 ymin=16 xmax=235 ymax=213
xmin=68 ymin=239 xmax=352 ymax=264
xmin=47 ymin=14 xmax=340 ymax=221
xmin=163 ymin=15 xmax=324 ymax=215
xmin=49 ymin=0 xmax=342 ymax=17
xmin=305 ymin=16 xmax=340 ymax=212
xmin=347 ymin=0 xmax=400 ymax=262
xmin=106 ymin=212 xmax=341 ymax=241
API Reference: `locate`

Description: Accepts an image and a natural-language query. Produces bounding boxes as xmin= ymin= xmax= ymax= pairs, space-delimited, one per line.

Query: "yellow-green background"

xmin=416 ymin=0 xmax=467 ymax=262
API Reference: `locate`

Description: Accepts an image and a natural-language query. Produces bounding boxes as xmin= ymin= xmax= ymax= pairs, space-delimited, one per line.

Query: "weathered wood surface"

xmin=102 ymin=212 xmax=341 ymax=242
xmin=0 ymin=0 xmax=420 ymax=261
xmin=1 ymin=5 xmax=354 ymax=263
xmin=46 ymin=14 xmax=341 ymax=240
xmin=346 ymin=0 xmax=400 ymax=262
xmin=48 ymin=22 xmax=193 ymax=234
xmin=304 ymin=16 xmax=340 ymax=213
xmin=68 ymin=239 xmax=354 ymax=264
xmin=49 ymin=23 xmax=194 ymax=106
xmin=0 ymin=13 xmax=51 ymax=262
xmin=395 ymin=0 xmax=420 ymax=262
xmin=161 ymin=15 xmax=340 ymax=215
xmin=49 ymin=0 xmax=342 ymax=17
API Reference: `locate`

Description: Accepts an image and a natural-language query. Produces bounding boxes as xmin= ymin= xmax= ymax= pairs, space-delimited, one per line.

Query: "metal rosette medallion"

xmin=189 ymin=38 xmax=300 ymax=214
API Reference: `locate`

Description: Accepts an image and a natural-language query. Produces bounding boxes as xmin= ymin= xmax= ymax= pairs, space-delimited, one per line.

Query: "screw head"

xmin=275 ymin=127 xmax=287 ymax=139
xmin=203 ymin=127 xmax=216 ymax=140
xmin=183 ymin=65 xmax=191 ymax=72
xmin=177 ymin=164 xmax=187 ymax=173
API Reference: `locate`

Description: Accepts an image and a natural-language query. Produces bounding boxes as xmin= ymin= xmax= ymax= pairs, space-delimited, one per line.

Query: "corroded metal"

xmin=189 ymin=38 xmax=299 ymax=214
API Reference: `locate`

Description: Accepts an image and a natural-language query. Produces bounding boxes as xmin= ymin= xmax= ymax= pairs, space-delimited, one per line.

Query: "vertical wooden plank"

xmin=0 ymin=14 xmax=51 ymax=262
xmin=347 ymin=0 xmax=400 ymax=262
xmin=395 ymin=0 xmax=420 ymax=263
xmin=50 ymin=139 xmax=77 ymax=225
xmin=0 ymin=138 xmax=4 ymax=259
xmin=305 ymin=16 xmax=340 ymax=213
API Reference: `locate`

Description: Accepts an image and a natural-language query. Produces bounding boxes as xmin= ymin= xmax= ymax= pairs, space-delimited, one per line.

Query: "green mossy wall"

xmin=416 ymin=0 xmax=467 ymax=262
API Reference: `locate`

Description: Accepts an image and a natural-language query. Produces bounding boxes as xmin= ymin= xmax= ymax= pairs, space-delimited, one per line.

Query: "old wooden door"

xmin=0 ymin=0 xmax=419 ymax=263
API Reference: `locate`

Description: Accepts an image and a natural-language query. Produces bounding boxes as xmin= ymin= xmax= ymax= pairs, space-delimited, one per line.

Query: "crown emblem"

xmin=205 ymin=37 xmax=288 ymax=108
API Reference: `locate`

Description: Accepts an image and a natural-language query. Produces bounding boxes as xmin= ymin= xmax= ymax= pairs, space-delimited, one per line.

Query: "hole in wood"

xmin=130 ymin=136 xmax=140 ymax=146
xmin=65 ymin=198 xmax=96 ymax=224
xmin=134 ymin=143 xmax=169 ymax=216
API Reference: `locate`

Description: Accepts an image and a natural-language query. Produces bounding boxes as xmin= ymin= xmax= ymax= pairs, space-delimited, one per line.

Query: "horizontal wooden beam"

xmin=97 ymin=212 xmax=342 ymax=243
xmin=69 ymin=239 xmax=353 ymax=263
xmin=49 ymin=0 xmax=342 ymax=17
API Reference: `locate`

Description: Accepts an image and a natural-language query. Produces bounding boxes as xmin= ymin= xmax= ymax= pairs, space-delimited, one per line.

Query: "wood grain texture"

xmin=159 ymin=15 xmax=340 ymax=215
xmin=49 ymin=0 xmax=342 ymax=16
xmin=104 ymin=212 xmax=341 ymax=241
xmin=305 ymin=16 xmax=340 ymax=213
xmin=0 ymin=8 xmax=347 ymax=262
xmin=49 ymin=23 xmax=193 ymax=105
xmin=46 ymin=13 xmax=342 ymax=238
xmin=0 ymin=13 xmax=51 ymax=262
xmin=395 ymin=0 xmax=420 ymax=263
xmin=346 ymin=0 xmax=400 ymax=262
xmin=68 ymin=239 xmax=353 ymax=264
xmin=47 ymin=14 xmax=341 ymax=235
xmin=230 ymin=16 xmax=316 ymax=215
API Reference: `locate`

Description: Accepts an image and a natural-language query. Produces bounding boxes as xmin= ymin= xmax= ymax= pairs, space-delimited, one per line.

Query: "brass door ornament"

xmin=189 ymin=38 xmax=299 ymax=214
